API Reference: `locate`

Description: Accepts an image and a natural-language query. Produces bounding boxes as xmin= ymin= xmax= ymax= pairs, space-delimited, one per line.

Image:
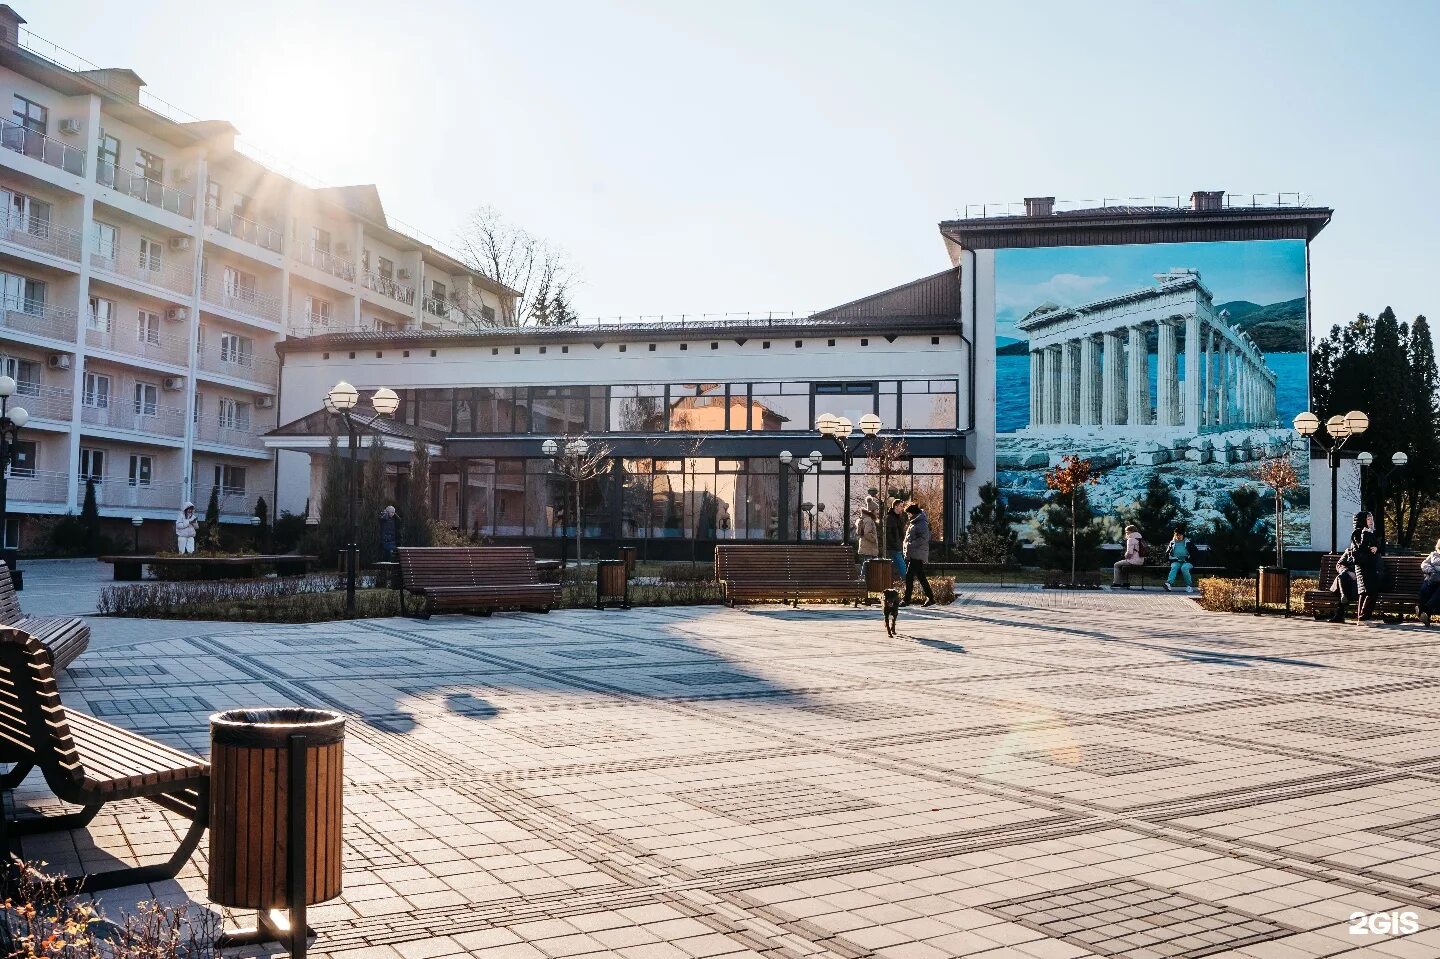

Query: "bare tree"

xmin=454 ymin=205 xmax=576 ymax=327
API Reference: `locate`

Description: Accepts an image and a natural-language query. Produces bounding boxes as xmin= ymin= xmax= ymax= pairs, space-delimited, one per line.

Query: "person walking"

xmin=1164 ymin=527 xmax=1194 ymax=593
xmin=379 ymin=505 xmax=399 ymax=562
xmin=174 ymin=502 xmax=198 ymax=554
xmin=885 ymin=498 xmax=908 ymax=578
xmin=1348 ymin=510 xmax=1383 ymax=624
xmin=855 ymin=503 xmax=880 ymax=564
xmin=1419 ymin=537 xmax=1440 ymax=626
xmin=901 ymin=503 xmax=935 ymax=607
xmin=1112 ymin=524 xmax=1145 ymax=588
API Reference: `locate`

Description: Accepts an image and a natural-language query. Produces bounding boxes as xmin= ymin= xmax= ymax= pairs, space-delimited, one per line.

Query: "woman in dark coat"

xmin=1347 ymin=510 xmax=1383 ymax=623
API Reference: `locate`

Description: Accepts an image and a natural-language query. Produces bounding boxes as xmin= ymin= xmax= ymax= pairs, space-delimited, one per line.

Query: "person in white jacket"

xmin=175 ymin=502 xmax=199 ymax=554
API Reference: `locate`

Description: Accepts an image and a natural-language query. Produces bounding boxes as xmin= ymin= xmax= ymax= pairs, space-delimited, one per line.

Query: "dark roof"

xmin=939 ymin=203 xmax=1333 ymax=250
xmin=265 ymin=408 xmax=446 ymax=445
xmin=811 ymin=268 xmax=961 ymax=321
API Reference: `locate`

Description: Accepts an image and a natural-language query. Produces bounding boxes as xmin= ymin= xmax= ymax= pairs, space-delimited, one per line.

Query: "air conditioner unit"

xmin=255 ymin=396 xmax=274 ymax=409
xmin=397 ymin=268 xmax=412 ymax=281
xmin=165 ymin=307 xmax=189 ymax=322
xmin=168 ymin=236 xmax=191 ymax=252
xmin=162 ymin=376 xmax=185 ymax=391
xmin=47 ymin=354 xmax=71 ymax=370
xmin=59 ymin=118 xmax=83 ymax=136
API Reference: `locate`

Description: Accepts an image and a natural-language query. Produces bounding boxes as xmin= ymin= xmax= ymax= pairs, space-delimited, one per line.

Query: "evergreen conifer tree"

xmin=358 ymin=435 xmax=387 ymax=564
xmin=1125 ymin=474 xmax=1190 ymax=554
xmin=1206 ymin=485 xmax=1270 ymax=573
xmin=405 ymin=441 xmax=433 ymax=547
xmin=80 ymin=477 xmax=100 ymax=555
xmin=317 ymin=432 xmax=348 ymax=564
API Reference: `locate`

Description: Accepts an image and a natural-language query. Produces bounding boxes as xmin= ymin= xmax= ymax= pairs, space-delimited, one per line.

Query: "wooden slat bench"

xmin=399 ymin=546 xmax=562 ymax=619
xmin=0 ymin=626 xmax=208 ymax=892
xmin=714 ymin=544 xmax=867 ymax=607
xmin=0 ymin=563 xmax=88 ymax=671
xmin=1304 ymin=554 xmax=1429 ymax=624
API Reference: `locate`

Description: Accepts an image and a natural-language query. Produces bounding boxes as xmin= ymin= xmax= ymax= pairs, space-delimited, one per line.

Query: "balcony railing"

xmin=194 ymin=417 xmax=267 ymax=450
xmin=3 ymin=468 xmax=68 ymax=505
xmin=422 ymin=294 xmax=450 ymax=319
xmin=96 ymin=160 xmax=195 ymax=218
xmin=96 ymin=477 xmax=185 ymax=510
xmin=84 ymin=324 xmax=187 ymax=366
xmin=90 ymin=250 xmax=195 ymax=296
xmin=0 ymin=296 xmax=78 ymax=342
xmin=204 ymin=205 xmax=284 ymax=254
xmin=0 ymin=210 xmax=82 ymax=262
xmin=291 ymin=244 xmax=354 ymax=281
xmin=10 ymin=382 xmax=71 ymax=420
xmin=79 ymin=394 xmax=186 ymax=437
xmin=0 ymin=118 xmax=85 ymax=175
xmin=200 ymin=276 xmax=283 ymax=324
xmin=215 ymin=484 xmax=274 ymax=517
xmin=196 ymin=343 xmax=277 ymax=384
xmin=363 ymin=271 xmax=414 ymax=306
xmin=286 ymin=309 xmax=337 ymax=338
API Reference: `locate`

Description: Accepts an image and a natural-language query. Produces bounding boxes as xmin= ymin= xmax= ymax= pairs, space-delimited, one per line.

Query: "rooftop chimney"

xmin=0 ymin=6 xmax=26 ymax=46
xmin=1190 ymin=190 xmax=1224 ymax=212
xmin=1023 ymin=196 xmax=1055 ymax=217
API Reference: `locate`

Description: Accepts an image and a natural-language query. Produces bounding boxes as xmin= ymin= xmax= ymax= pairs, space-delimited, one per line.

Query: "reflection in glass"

xmin=668 ymin=384 xmax=728 ymax=431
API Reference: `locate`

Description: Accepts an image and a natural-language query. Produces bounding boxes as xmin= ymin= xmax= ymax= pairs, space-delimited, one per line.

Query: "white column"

xmin=1101 ymin=330 xmax=1123 ymax=425
xmin=1029 ymin=350 xmax=1043 ymax=426
xmin=1157 ymin=320 xmax=1180 ymax=428
xmin=1127 ymin=323 xmax=1149 ymax=426
xmin=1218 ymin=344 xmax=1232 ymax=425
xmin=1184 ymin=314 xmax=1201 ymax=431
xmin=1044 ymin=345 xmax=1062 ymax=426
xmin=1059 ymin=340 xmax=1077 ymax=425
xmin=1202 ymin=331 xmax=1214 ymax=427
xmin=1079 ymin=335 xmax=1100 ymax=426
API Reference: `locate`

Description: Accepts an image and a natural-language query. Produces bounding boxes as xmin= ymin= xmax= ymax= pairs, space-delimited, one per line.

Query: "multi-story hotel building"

xmin=0 ymin=5 xmax=513 ymax=550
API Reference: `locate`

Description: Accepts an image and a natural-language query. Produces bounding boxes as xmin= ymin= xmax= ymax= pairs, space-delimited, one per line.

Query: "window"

xmin=193 ymin=391 xmax=202 ymax=423
xmin=79 ymin=447 xmax=104 ymax=481
xmin=0 ymin=356 xmax=37 ymax=392
xmin=127 ymin=454 xmax=152 ymax=487
xmin=136 ymin=310 xmax=160 ymax=345
xmin=813 ymin=381 xmax=876 ymax=428
xmin=205 ymin=178 xmax=221 ymax=209
xmin=2 ymin=189 xmax=49 ymax=234
xmin=377 ymin=256 xmax=394 ymax=280
xmin=133 ymin=381 xmax=158 ymax=417
xmin=97 ymin=131 xmax=119 ymax=170
xmin=481 ymin=304 xmax=496 ymax=324
xmin=87 ymin=295 xmax=115 ymax=332
xmin=138 ymin=236 xmax=163 ymax=273
xmin=668 ymin=384 xmax=728 ymax=431
xmin=6 ymin=440 xmax=35 ymax=478
xmin=220 ymin=332 xmax=252 ymax=367
xmin=0 ymin=272 xmax=43 ymax=313
xmin=311 ymin=227 xmax=331 ymax=253
xmin=213 ymin=464 xmax=246 ymax=494
xmin=11 ymin=95 xmax=46 ymax=134
xmin=83 ymin=373 xmax=110 ymax=409
xmin=92 ymin=220 xmax=118 ymax=261
xmin=430 ymin=280 xmax=446 ymax=300
xmin=134 ymin=147 xmax=164 ymax=182
xmin=748 ymin=383 xmax=811 ymax=431
xmin=232 ymin=192 xmax=252 ymax=217
xmin=218 ymin=396 xmax=250 ymax=431
xmin=304 ymin=295 xmax=332 ymax=326
xmin=899 ymin=380 xmax=959 ymax=430
xmin=609 ymin=385 xmax=665 ymax=432
xmin=222 ymin=266 xmax=256 ymax=300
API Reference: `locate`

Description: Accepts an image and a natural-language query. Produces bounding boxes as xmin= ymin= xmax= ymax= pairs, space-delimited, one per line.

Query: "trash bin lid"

xmin=210 ymin=707 xmax=345 ymax=748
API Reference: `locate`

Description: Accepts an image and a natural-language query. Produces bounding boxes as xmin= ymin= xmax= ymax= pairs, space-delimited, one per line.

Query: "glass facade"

xmin=392 ymin=379 xmax=959 ymax=435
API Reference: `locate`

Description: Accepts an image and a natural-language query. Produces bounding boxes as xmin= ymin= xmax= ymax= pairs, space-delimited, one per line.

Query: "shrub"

xmin=98 ymin=575 xmax=397 ymax=622
xmin=270 ymin=509 xmax=308 ymax=553
xmin=428 ymin=521 xmax=472 ymax=547
xmin=658 ymin=562 xmax=715 ymax=583
xmin=1197 ymin=576 xmax=1318 ymax=613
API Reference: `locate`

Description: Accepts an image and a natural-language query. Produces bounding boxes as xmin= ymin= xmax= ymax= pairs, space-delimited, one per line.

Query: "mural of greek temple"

xmin=1018 ymin=269 xmax=1277 ymax=436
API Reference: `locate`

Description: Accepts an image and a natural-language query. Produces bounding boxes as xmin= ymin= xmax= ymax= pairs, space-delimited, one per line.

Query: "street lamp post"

xmin=1293 ymin=409 xmax=1369 ymax=554
xmin=130 ymin=515 xmax=143 ymax=552
xmin=0 ymin=376 xmax=31 ymax=582
xmin=1357 ymin=450 xmax=1407 ymax=542
xmin=324 ymin=381 xmax=399 ymax=614
xmin=816 ymin=413 xmax=882 ymax=546
xmin=777 ymin=451 xmax=819 ymax=543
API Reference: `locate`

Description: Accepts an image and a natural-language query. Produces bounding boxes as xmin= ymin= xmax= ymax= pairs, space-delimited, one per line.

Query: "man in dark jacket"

xmin=885 ymin=498 xmax=908 ymax=577
xmin=902 ymin=503 xmax=935 ymax=607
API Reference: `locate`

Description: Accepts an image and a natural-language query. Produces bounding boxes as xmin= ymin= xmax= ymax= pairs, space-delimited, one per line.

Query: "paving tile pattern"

xmin=11 ymin=581 xmax=1440 ymax=957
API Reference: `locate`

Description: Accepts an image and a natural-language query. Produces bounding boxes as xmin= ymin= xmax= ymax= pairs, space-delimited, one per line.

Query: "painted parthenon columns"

xmin=1025 ymin=315 xmax=1276 ymax=434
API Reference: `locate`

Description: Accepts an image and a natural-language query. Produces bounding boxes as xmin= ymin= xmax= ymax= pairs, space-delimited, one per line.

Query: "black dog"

xmin=882 ymin=588 xmax=901 ymax=637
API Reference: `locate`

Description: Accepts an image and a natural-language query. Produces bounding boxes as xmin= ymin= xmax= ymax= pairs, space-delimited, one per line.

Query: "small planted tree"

xmin=1257 ymin=455 xmax=1300 ymax=567
xmin=1043 ymin=455 xmax=1100 ymax=585
xmin=865 ymin=436 xmax=910 ymax=555
xmin=358 ymin=435 xmax=387 ymax=564
xmin=80 ymin=477 xmax=100 ymax=556
xmin=960 ymin=480 xmax=1019 ymax=565
xmin=317 ymin=432 xmax=348 ymax=563
xmin=254 ymin=496 xmax=270 ymax=553
xmin=1207 ymin=485 xmax=1270 ymax=573
xmin=203 ymin=484 xmax=222 ymax=551
xmin=1124 ymin=474 xmax=1190 ymax=561
xmin=406 ymin=441 xmax=433 ymax=547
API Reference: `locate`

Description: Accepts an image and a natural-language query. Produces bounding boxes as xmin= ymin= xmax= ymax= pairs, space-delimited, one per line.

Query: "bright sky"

xmin=29 ymin=0 xmax=1440 ymax=330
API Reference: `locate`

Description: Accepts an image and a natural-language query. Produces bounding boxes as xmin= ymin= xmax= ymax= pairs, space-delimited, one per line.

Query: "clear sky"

xmin=25 ymin=0 xmax=1440 ymax=330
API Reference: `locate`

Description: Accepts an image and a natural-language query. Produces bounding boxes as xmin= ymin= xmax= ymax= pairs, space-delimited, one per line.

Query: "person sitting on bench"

xmin=1112 ymin=524 xmax=1145 ymax=587
xmin=1164 ymin=527 xmax=1195 ymax=594
xmin=1420 ymin=538 xmax=1440 ymax=625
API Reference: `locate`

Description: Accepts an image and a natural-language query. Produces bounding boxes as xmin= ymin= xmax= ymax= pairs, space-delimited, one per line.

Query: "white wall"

xmin=969 ymin=249 xmax=997 ymax=491
xmin=1308 ymin=456 xmax=1361 ymax=552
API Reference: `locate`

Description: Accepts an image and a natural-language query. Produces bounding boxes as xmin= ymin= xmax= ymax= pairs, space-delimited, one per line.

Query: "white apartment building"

xmin=0 ymin=5 xmax=514 ymax=549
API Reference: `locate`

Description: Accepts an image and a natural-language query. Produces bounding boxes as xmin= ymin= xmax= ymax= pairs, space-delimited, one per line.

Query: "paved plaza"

xmin=9 ymin=565 xmax=1440 ymax=958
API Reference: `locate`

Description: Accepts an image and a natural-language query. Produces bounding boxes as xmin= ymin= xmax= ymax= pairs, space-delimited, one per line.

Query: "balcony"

xmin=0 ymin=296 xmax=78 ymax=342
xmin=214 ymin=484 xmax=275 ymax=518
xmin=286 ymin=308 xmax=337 ymax=338
xmin=291 ymin=244 xmax=353 ymax=281
xmin=0 ymin=209 xmax=82 ymax=262
xmin=96 ymin=160 xmax=194 ymax=218
xmin=200 ymin=275 xmax=282 ymax=326
xmin=79 ymin=393 xmax=186 ymax=438
xmin=4 ymin=468 xmax=68 ymax=505
xmin=90 ymin=250 xmax=195 ymax=297
xmin=194 ymin=417 xmax=267 ymax=451
xmin=205 ymin=205 xmax=284 ymax=254
xmin=84 ymin=323 xmax=187 ymax=368
xmin=196 ymin=342 xmax=277 ymax=385
xmin=0 ymin=118 xmax=85 ymax=176
xmin=422 ymin=294 xmax=451 ymax=320
xmin=363 ymin=271 xmax=414 ymax=307
xmin=11 ymin=382 xmax=72 ymax=420
xmin=95 ymin=477 xmax=185 ymax=511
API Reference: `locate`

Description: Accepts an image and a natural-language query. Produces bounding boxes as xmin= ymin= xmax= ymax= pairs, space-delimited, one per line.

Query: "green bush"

xmin=657 ymin=562 xmax=715 ymax=583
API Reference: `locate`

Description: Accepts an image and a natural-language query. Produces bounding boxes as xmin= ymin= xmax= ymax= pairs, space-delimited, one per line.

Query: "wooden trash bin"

xmin=210 ymin=708 xmax=345 ymax=959
xmin=596 ymin=559 xmax=631 ymax=610
xmin=618 ymin=546 xmax=637 ymax=575
xmin=863 ymin=558 xmax=894 ymax=602
xmin=1255 ymin=566 xmax=1291 ymax=616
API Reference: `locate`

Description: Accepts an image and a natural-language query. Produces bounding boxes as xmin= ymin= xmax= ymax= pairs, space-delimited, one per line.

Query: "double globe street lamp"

xmin=1357 ymin=450 xmax=1407 ymax=540
xmin=1293 ymin=409 xmax=1368 ymax=554
xmin=816 ymin=412 xmax=882 ymax=546
xmin=778 ymin=450 xmax=822 ymax=542
xmin=0 ymin=376 xmax=31 ymax=582
xmin=324 ymin=381 xmax=399 ymax=613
